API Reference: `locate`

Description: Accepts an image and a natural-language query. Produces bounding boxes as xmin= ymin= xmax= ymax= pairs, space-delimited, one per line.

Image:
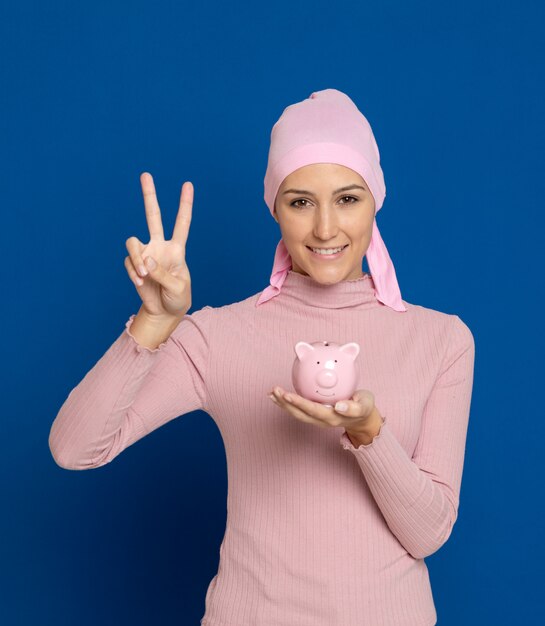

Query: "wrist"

xmin=138 ymin=305 xmax=186 ymax=328
xmin=346 ymin=407 xmax=384 ymax=447
xmin=130 ymin=308 xmax=185 ymax=350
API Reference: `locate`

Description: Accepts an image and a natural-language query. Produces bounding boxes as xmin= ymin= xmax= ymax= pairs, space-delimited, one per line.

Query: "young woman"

xmin=49 ymin=88 xmax=475 ymax=626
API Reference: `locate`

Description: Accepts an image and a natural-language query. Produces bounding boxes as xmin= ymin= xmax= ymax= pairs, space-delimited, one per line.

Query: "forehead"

xmin=280 ymin=163 xmax=366 ymax=188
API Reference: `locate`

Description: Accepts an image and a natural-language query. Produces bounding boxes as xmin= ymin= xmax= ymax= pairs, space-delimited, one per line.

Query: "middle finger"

xmin=172 ymin=181 xmax=193 ymax=247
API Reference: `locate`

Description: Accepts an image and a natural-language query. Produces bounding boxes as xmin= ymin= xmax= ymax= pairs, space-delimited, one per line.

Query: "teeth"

xmin=310 ymin=246 xmax=345 ymax=255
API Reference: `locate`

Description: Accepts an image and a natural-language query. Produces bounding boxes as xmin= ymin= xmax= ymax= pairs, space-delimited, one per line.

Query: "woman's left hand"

xmin=268 ymin=386 xmax=382 ymax=438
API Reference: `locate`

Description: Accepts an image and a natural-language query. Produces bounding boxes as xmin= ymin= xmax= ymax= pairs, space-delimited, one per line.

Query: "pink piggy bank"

xmin=291 ymin=340 xmax=361 ymax=407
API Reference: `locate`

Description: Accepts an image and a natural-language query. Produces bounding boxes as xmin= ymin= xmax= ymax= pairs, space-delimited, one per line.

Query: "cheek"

xmin=358 ymin=213 xmax=375 ymax=243
xmin=281 ymin=217 xmax=307 ymax=238
xmin=362 ymin=229 xmax=373 ymax=249
xmin=350 ymin=226 xmax=373 ymax=253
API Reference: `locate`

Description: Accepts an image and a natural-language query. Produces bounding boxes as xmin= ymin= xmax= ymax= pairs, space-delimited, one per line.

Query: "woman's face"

xmin=273 ymin=163 xmax=376 ymax=284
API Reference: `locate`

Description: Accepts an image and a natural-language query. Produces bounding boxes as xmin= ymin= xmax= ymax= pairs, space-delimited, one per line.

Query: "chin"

xmin=299 ymin=267 xmax=345 ymax=285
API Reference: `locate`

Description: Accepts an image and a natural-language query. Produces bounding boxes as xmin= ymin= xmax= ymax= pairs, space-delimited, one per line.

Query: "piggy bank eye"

xmin=334 ymin=360 xmax=337 ymax=362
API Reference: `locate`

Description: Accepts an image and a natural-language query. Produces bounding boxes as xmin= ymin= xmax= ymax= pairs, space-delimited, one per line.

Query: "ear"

xmin=339 ymin=342 xmax=360 ymax=360
xmin=294 ymin=341 xmax=315 ymax=360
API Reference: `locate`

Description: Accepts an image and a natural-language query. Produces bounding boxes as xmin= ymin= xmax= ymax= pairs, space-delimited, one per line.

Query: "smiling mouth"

xmin=306 ymin=244 xmax=349 ymax=251
xmin=317 ymin=391 xmax=335 ymax=397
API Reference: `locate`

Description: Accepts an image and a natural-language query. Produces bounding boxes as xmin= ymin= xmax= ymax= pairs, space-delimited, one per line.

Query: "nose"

xmin=316 ymin=369 xmax=338 ymax=388
xmin=313 ymin=207 xmax=339 ymax=240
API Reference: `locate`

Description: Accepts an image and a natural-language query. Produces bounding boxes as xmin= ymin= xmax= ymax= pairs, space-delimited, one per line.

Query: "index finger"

xmin=172 ymin=181 xmax=193 ymax=246
xmin=140 ymin=172 xmax=165 ymax=240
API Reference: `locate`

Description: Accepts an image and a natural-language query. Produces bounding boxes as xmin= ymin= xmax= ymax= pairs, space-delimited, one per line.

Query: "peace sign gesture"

xmin=124 ymin=172 xmax=193 ymax=320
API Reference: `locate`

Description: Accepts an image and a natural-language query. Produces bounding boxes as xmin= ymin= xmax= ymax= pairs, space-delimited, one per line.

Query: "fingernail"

xmin=138 ymin=264 xmax=148 ymax=276
xmin=335 ymin=402 xmax=348 ymax=412
xmin=145 ymin=257 xmax=156 ymax=270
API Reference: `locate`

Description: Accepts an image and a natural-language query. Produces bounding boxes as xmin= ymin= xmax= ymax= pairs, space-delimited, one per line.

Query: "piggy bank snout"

xmin=316 ymin=368 xmax=338 ymax=388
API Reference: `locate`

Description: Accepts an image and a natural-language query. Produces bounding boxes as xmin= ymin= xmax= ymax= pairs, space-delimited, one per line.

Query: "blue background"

xmin=2 ymin=0 xmax=543 ymax=624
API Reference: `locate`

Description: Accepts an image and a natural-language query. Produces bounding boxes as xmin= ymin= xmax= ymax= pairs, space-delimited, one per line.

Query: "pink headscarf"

xmin=255 ymin=88 xmax=407 ymax=312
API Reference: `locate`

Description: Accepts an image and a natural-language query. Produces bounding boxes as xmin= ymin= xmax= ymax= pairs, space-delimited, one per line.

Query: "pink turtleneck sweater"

xmin=49 ymin=270 xmax=475 ymax=626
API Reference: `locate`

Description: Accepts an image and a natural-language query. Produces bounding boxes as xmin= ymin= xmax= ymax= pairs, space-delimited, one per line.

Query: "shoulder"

xmin=402 ymin=300 xmax=475 ymax=357
xmin=402 ymin=299 xmax=454 ymax=324
xmin=176 ymin=291 xmax=261 ymax=329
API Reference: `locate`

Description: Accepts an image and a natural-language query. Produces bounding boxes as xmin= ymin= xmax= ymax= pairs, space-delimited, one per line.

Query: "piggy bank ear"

xmin=295 ymin=341 xmax=315 ymax=360
xmin=339 ymin=342 xmax=360 ymax=360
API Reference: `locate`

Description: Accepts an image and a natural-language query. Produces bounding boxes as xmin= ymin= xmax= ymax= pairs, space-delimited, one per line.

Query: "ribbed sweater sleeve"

xmin=48 ymin=307 xmax=212 ymax=470
xmin=339 ymin=314 xmax=475 ymax=559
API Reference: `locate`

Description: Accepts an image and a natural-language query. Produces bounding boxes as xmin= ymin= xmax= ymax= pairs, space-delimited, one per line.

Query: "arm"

xmin=339 ymin=315 xmax=475 ymax=559
xmin=48 ymin=305 xmax=213 ymax=470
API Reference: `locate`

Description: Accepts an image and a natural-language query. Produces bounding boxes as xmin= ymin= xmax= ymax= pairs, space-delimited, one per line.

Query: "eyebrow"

xmin=282 ymin=184 xmax=367 ymax=196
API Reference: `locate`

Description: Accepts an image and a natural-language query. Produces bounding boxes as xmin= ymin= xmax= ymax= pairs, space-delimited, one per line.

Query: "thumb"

xmin=342 ymin=389 xmax=375 ymax=416
xmin=352 ymin=389 xmax=374 ymax=404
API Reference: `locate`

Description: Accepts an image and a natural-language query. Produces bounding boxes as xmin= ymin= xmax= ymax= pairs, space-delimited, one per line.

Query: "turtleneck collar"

xmin=277 ymin=269 xmax=383 ymax=310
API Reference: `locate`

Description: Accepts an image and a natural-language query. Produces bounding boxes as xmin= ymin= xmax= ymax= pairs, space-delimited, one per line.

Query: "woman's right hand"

xmin=124 ymin=172 xmax=194 ymax=321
